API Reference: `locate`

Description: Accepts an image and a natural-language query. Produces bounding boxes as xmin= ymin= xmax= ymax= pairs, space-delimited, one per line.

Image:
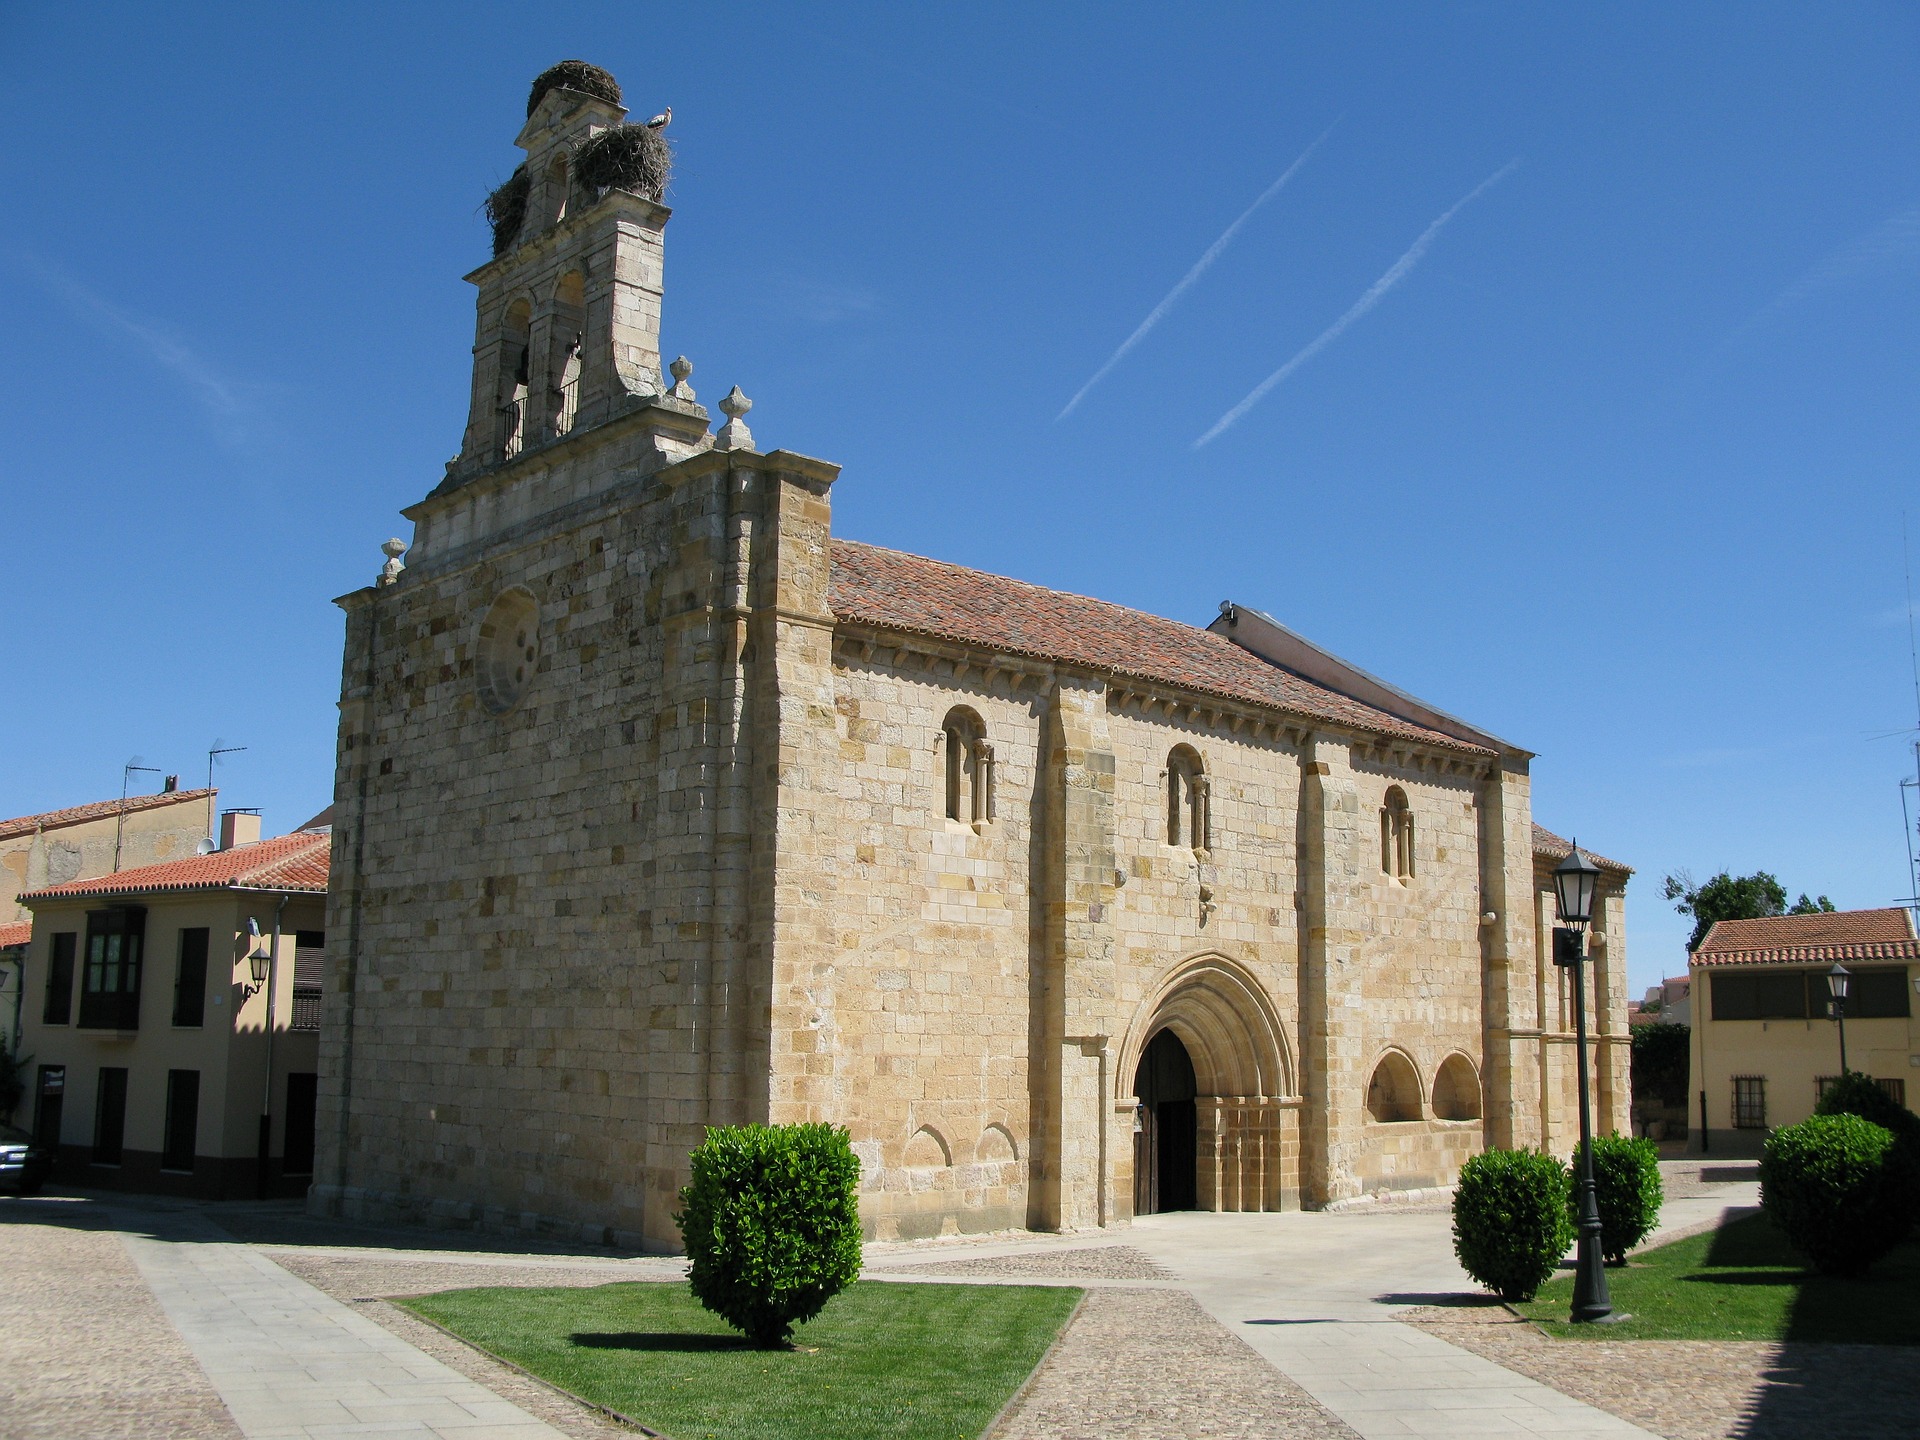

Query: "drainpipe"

xmin=258 ymin=893 xmax=289 ymax=1198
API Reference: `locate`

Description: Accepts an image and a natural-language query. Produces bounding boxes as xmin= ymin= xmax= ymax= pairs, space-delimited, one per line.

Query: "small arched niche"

xmin=1431 ymin=1053 xmax=1483 ymax=1122
xmin=975 ymin=1124 xmax=1018 ymax=1164
xmin=904 ymin=1125 xmax=951 ymax=1170
xmin=1365 ymin=1050 xmax=1423 ymax=1123
xmin=476 ymin=588 xmax=540 ymax=715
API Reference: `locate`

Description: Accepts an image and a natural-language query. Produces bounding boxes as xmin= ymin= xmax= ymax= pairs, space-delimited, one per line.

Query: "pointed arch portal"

xmin=1123 ymin=955 xmax=1297 ymax=1215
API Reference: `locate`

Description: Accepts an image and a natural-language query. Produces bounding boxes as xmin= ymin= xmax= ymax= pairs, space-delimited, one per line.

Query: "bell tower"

xmin=439 ymin=62 xmax=704 ymax=494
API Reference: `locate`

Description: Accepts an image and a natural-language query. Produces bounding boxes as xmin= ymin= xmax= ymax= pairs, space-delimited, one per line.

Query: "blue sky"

xmin=4 ymin=2 xmax=1918 ymax=994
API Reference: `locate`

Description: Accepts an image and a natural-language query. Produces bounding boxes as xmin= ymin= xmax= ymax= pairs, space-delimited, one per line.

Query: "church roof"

xmin=1530 ymin=823 xmax=1631 ymax=875
xmin=0 ymin=788 xmax=213 ymax=842
xmin=828 ymin=540 xmax=1494 ymax=755
xmin=18 ymin=832 xmax=331 ymax=904
xmin=1691 ymin=908 xmax=1919 ymax=968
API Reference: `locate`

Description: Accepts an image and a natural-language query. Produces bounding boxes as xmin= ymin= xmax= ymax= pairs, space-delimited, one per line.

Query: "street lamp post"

xmin=1553 ymin=843 xmax=1614 ymax=1324
xmin=1827 ymin=963 xmax=1851 ymax=1075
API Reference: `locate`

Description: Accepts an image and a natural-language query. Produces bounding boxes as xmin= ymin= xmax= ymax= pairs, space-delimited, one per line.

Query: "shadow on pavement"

xmin=1371 ymin=1291 xmax=1503 ymax=1309
xmin=0 ymin=1186 xmax=656 ymax=1262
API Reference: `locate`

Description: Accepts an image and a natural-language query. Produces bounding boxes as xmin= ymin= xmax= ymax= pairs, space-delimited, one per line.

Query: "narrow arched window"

xmin=498 ymin=298 xmax=532 ymax=460
xmin=941 ymin=708 xmax=991 ymax=828
xmin=549 ymin=271 xmax=585 ymax=438
xmin=546 ymin=156 xmax=571 ymax=226
xmin=1380 ymin=785 xmax=1414 ymax=881
xmin=1166 ymin=746 xmax=1209 ymax=852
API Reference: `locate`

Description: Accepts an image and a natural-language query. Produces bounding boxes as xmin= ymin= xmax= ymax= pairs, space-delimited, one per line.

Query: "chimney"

xmin=219 ymin=809 xmax=262 ymax=851
xmin=163 ymin=775 xmax=179 ymax=793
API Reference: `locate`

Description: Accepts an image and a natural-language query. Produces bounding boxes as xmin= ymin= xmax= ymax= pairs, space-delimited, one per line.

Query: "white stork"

xmin=645 ymin=106 xmax=671 ymax=130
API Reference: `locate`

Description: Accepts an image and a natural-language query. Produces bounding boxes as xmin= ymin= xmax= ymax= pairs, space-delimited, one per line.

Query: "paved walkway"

xmin=121 ymin=1220 xmax=570 ymax=1440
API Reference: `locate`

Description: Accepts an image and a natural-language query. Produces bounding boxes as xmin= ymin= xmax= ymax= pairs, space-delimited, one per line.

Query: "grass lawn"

xmin=1516 ymin=1212 xmax=1920 ymax=1343
xmin=399 ymin=1278 xmax=1080 ymax=1440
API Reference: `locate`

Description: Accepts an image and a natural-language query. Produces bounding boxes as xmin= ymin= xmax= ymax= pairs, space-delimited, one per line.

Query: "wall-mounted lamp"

xmin=245 ymin=918 xmax=273 ymax=991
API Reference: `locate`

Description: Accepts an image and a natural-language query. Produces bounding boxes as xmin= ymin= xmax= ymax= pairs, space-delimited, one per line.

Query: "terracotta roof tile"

xmin=18 ymin=833 xmax=331 ymax=904
xmin=827 ymin=541 xmax=1492 ymax=754
xmin=0 ymin=921 xmax=29 ymax=948
xmin=1531 ymin=823 xmax=1631 ymax=875
xmin=1692 ymin=908 xmax=1919 ymax=968
xmin=0 ymin=788 xmax=214 ymax=842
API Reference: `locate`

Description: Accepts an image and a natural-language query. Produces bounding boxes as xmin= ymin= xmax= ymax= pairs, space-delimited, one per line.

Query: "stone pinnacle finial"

xmin=713 ymin=385 xmax=755 ymax=451
xmin=668 ymin=355 xmax=695 ymax=402
xmin=377 ymin=537 xmax=408 ymax=587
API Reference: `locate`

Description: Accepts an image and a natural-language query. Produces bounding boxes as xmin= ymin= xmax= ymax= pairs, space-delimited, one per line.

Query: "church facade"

xmin=312 ymin=68 xmax=1631 ymax=1251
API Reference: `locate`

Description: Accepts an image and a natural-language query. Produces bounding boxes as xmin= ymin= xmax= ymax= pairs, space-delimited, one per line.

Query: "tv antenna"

xmin=1898 ymin=515 xmax=1920 ymax=926
xmin=114 ymin=757 xmax=164 ymax=873
xmin=208 ymin=740 xmax=247 ymax=843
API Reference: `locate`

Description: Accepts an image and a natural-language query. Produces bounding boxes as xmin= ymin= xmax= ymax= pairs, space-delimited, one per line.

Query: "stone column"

xmin=1299 ymin=733 xmax=1365 ymax=1207
xmin=749 ymin=452 xmax=844 ymax=1130
xmin=1478 ymin=757 xmax=1541 ymax=1150
xmin=1031 ymin=677 xmax=1118 ymax=1231
xmin=1595 ymin=886 xmax=1631 ymax=1135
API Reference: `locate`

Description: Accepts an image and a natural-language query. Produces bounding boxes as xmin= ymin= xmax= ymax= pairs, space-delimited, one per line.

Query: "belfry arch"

xmin=1119 ymin=955 xmax=1298 ymax=1215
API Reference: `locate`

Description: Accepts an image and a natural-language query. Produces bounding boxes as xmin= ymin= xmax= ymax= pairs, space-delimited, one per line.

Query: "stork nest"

xmin=573 ymin=124 xmax=671 ymax=202
xmin=527 ymin=60 xmax=621 ymax=116
xmin=484 ymin=166 xmax=530 ymax=255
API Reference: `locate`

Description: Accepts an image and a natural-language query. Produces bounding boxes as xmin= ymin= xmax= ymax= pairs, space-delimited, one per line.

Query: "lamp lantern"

xmin=1553 ymin=844 xmax=1602 ymax=928
xmin=246 ymin=917 xmax=272 ymax=986
xmin=1827 ymin=963 xmax=1851 ymax=1004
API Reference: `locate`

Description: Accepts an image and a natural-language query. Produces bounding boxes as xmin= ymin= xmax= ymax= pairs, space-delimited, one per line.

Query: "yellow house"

xmin=14 ymin=817 xmax=329 ymax=1197
xmin=1689 ymin=907 xmax=1920 ymax=1154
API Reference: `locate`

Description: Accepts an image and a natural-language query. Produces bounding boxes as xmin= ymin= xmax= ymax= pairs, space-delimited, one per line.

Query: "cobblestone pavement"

xmin=1400 ymin=1302 xmax=1920 ymax=1440
xmin=3 ymin=1171 xmax=1876 ymax=1440
xmin=0 ymin=1196 xmax=241 ymax=1440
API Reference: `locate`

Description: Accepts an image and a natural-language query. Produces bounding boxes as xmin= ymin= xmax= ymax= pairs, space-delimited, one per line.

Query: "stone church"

xmin=313 ymin=65 xmax=1632 ymax=1251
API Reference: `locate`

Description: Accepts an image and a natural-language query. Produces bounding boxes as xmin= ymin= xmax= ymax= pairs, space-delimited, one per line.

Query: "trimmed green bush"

xmin=1453 ymin=1148 xmax=1575 ymax=1302
xmin=1815 ymin=1071 xmax=1920 ymax=1164
xmin=1761 ymin=1113 xmax=1916 ymax=1276
xmin=675 ymin=1122 xmax=864 ymax=1347
xmin=1568 ymin=1134 xmax=1663 ymax=1264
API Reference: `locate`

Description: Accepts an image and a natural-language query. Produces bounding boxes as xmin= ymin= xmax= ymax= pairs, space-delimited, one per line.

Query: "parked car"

xmin=0 ymin=1124 xmax=51 ymax=1194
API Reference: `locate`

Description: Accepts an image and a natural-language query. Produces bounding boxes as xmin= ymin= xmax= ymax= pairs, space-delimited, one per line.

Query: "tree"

xmin=1662 ymin=869 xmax=1835 ymax=952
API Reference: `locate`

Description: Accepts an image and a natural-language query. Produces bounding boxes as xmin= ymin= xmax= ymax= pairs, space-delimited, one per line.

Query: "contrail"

xmin=17 ymin=253 xmax=244 ymax=423
xmin=1723 ymin=201 xmax=1920 ymax=352
xmin=1057 ymin=121 xmax=1340 ymax=420
xmin=1194 ymin=158 xmax=1521 ymax=448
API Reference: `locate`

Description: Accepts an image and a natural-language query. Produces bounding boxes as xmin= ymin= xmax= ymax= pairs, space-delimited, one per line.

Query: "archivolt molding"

xmin=1116 ymin=951 xmax=1294 ymax=1103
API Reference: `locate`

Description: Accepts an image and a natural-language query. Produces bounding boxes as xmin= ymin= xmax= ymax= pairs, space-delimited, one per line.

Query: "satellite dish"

xmin=195 ymin=838 xmax=217 ymax=855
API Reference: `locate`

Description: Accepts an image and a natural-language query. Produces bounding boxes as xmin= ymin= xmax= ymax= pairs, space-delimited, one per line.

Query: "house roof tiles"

xmin=18 ymin=832 xmax=331 ymax=904
xmin=0 ymin=921 xmax=29 ymax=949
xmin=1692 ymin=908 xmax=1920 ymax=968
xmin=827 ymin=540 xmax=1493 ymax=755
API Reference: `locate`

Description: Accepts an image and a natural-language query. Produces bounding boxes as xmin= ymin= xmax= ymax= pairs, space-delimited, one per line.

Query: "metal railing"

xmin=500 ymin=393 xmax=526 ymax=460
xmin=290 ymin=988 xmax=322 ymax=1032
xmin=555 ymin=372 xmax=580 ymax=437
